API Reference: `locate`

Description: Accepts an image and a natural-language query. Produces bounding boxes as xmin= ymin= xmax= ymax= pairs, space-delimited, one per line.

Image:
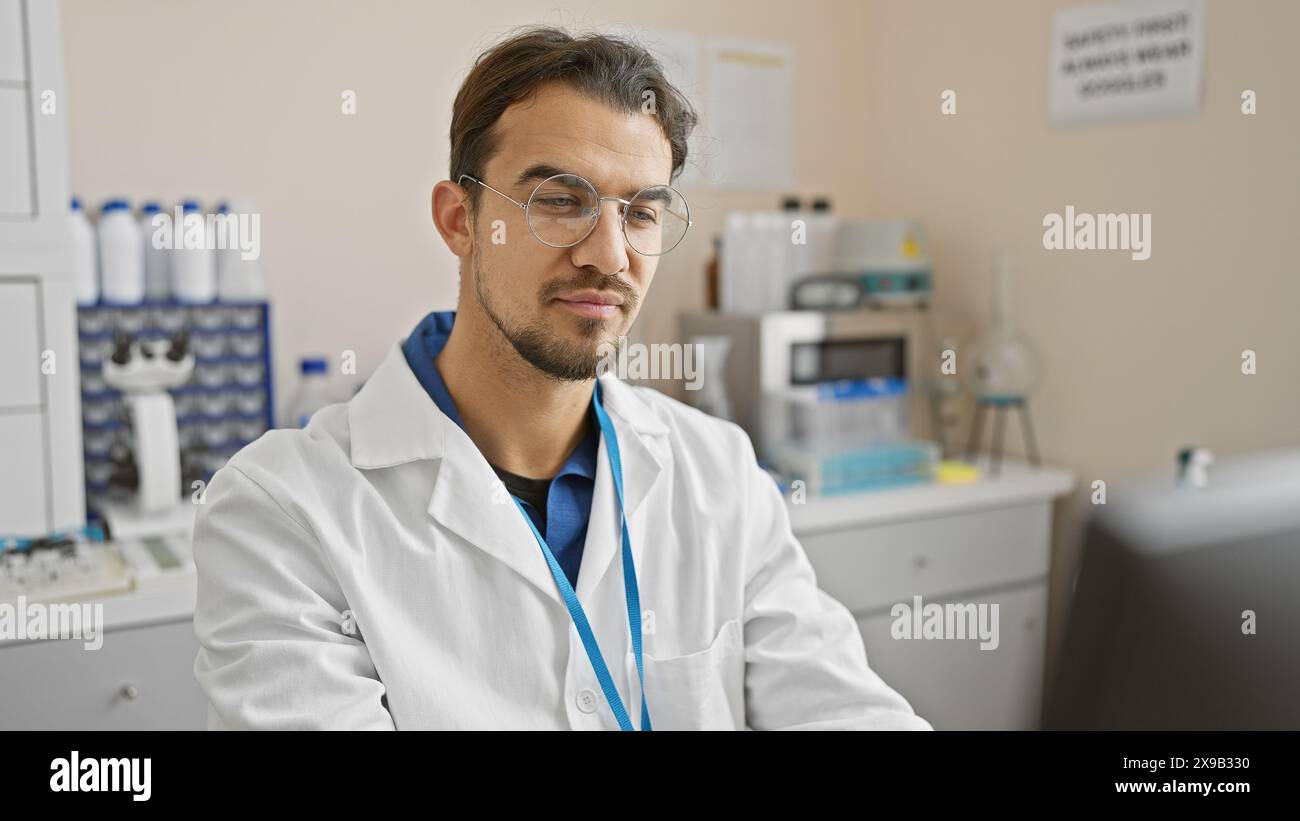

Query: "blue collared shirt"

xmin=401 ymin=311 xmax=597 ymax=589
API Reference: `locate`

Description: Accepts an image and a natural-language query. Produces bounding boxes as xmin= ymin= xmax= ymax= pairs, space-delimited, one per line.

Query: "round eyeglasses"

xmin=458 ymin=172 xmax=693 ymax=257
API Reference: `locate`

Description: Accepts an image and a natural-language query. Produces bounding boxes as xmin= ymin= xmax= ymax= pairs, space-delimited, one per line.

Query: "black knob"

xmin=167 ymin=329 xmax=190 ymax=362
xmin=110 ymin=332 xmax=133 ymax=365
xmin=107 ymin=445 xmax=139 ymax=492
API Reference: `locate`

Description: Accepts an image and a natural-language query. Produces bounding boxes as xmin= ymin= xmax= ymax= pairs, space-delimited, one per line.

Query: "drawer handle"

xmin=120 ymin=684 xmax=139 ymax=700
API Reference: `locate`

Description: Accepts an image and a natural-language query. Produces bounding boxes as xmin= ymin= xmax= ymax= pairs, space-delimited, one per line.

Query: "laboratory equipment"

xmin=215 ymin=201 xmax=265 ymax=301
xmin=139 ymin=201 xmax=171 ymax=301
xmin=688 ymin=334 xmax=733 ymax=421
xmin=0 ymin=532 xmax=194 ymax=606
xmin=95 ymin=328 xmax=195 ymax=538
xmin=774 ymin=439 xmax=938 ymax=495
xmin=284 ymin=357 xmax=334 ymax=428
xmin=963 ymin=251 xmax=1041 ymax=474
xmin=98 ymin=198 xmax=144 ymax=305
xmin=1047 ymin=446 xmax=1300 ymax=729
xmin=171 ymin=200 xmax=216 ymax=304
xmin=784 ymin=377 xmax=909 ymax=450
xmin=719 ymin=210 xmax=932 ymax=314
xmin=77 ymin=300 xmax=275 ymax=529
xmin=1177 ymin=445 xmax=1213 ymax=488
xmin=925 ymin=335 xmax=963 ymax=458
xmin=813 ymin=219 xmax=931 ymax=308
xmin=680 ymin=308 xmax=929 ymax=465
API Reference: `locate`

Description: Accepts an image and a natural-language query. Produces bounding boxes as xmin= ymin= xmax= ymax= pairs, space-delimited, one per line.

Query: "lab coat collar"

xmin=348 ymin=340 xmax=671 ymax=607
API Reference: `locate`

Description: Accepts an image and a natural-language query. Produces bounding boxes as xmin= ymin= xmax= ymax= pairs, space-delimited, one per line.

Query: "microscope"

xmin=97 ymin=328 xmax=198 ymax=540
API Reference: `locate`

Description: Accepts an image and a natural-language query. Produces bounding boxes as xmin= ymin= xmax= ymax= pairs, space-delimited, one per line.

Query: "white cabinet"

xmin=0 ymin=0 xmax=25 ymax=84
xmin=0 ymin=0 xmax=70 ymax=248
xmin=0 ymin=86 xmax=33 ymax=217
xmin=0 ymin=0 xmax=81 ymax=539
xmin=798 ymin=502 xmax=1050 ymax=614
xmin=857 ymin=585 xmax=1047 ymax=730
xmin=0 ymin=278 xmax=39 ymax=406
xmin=0 ymin=411 xmax=46 ymax=534
xmin=0 ymin=618 xmax=207 ymax=730
xmin=789 ymin=463 xmax=1073 ymax=730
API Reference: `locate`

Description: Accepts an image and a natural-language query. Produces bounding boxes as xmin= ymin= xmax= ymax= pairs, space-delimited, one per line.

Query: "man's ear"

xmin=432 ymin=179 xmax=473 ymax=258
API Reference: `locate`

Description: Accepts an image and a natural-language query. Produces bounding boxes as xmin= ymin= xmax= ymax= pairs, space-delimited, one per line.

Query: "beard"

xmin=471 ymin=249 xmax=638 ymax=382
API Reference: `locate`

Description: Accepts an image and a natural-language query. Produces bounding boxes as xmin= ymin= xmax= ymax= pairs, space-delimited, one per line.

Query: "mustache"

xmin=539 ymin=272 xmax=639 ymax=311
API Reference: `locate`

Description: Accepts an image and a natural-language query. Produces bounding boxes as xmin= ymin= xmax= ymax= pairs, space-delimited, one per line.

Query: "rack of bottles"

xmin=76 ymin=300 xmax=274 ymax=517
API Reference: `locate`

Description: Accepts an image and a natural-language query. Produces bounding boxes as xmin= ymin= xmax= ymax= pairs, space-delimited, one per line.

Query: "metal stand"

xmin=964 ymin=397 xmax=1041 ymax=476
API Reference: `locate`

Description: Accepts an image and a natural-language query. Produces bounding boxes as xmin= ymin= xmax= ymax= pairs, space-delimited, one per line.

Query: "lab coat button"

xmin=576 ymin=688 xmax=599 ymax=714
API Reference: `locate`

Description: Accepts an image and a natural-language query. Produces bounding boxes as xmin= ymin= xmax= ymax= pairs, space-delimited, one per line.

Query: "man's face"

xmin=464 ymin=83 xmax=673 ymax=381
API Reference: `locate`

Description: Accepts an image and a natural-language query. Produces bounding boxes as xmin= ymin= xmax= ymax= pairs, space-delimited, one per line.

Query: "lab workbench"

xmin=0 ymin=461 xmax=1072 ymax=731
xmin=788 ymin=461 xmax=1075 ymax=730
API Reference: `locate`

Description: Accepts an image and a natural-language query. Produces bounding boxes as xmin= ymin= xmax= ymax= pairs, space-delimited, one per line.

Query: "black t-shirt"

xmin=492 ymin=464 xmax=552 ymax=531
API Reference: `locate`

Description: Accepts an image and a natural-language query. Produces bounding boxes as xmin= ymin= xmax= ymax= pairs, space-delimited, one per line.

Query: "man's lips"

xmin=552 ymin=289 xmax=625 ymax=319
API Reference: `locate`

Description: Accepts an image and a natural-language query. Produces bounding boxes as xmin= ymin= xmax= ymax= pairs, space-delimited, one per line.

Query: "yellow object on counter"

xmin=936 ymin=460 xmax=981 ymax=484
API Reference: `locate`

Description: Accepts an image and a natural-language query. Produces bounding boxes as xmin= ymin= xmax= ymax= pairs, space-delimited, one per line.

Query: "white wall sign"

xmin=1049 ymin=0 xmax=1207 ymax=127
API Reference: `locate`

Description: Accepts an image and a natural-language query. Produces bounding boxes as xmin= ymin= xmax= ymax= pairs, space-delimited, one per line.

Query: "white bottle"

xmin=70 ymin=197 xmax=98 ymax=306
xmin=769 ymin=201 xmax=800 ymax=311
xmin=172 ymin=199 xmax=215 ymax=304
xmin=215 ymin=201 xmax=265 ymax=302
xmin=719 ymin=212 xmax=751 ymax=313
xmin=283 ymin=357 xmax=333 ymax=428
xmin=139 ymin=201 xmax=171 ymax=302
xmin=97 ymin=198 xmax=144 ymax=305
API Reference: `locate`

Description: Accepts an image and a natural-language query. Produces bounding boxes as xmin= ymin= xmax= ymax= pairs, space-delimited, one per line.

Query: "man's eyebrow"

xmin=513 ymin=163 xmax=572 ymax=189
xmin=631 ymin=186 xmax=674 ymax=205
xmin=514 ymin=163 xmax=668 ymax=199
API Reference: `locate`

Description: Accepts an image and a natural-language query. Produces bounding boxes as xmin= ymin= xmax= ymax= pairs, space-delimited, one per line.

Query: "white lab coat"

xmin=192 ymin=342 xmax=931 ymax=730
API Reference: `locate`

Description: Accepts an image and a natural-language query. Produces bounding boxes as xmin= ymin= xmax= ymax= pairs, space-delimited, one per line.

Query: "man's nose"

xmin=569 ymin=199 xmax=631 ymax=275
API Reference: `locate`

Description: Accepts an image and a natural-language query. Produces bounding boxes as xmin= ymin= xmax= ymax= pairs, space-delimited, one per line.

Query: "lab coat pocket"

xmin=631 ymin=618 xmax=745 ymax=731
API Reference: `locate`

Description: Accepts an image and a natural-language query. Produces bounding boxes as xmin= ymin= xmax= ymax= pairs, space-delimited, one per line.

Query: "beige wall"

xmin=859 ymin=0 xmax=1300 ymax=682
xmin=63 ymin=0 xmax=1300 ymax=697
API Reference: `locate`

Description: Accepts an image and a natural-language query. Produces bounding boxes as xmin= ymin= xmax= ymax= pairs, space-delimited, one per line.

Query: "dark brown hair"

xmin=449 ymin=26 xmax=697 ymax=210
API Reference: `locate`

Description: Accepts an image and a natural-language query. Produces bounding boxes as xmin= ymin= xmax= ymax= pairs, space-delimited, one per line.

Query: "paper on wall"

xmin=1049 ymin=0 xmax=1208 ymax=127
xmin=706 ymin=36 xmax=794 ymax=191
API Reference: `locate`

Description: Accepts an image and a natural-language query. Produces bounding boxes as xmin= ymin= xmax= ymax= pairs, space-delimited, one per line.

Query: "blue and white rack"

xmin=75 ymin=300 xmax=275 ymax=518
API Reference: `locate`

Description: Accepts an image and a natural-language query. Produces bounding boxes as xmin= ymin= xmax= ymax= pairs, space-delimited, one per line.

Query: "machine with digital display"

xmin=680 ymin=308 xmax=936 ymax=492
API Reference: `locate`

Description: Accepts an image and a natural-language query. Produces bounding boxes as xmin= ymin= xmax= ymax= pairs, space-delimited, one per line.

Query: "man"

xmin=193 ymin=25 xmax=930 ymax=731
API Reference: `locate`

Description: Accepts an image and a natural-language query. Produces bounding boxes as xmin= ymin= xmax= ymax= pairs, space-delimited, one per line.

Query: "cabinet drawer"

xmin=857 ymin=584 xmax=1047 ymax=729
xmin=799 ymin=501 xmax=1051 ymax=614
xmin=0 ymin=279 xmax=41 ymax=407
xmin=0 ymin=0 xmax=23 ymax=84
xmin=0 ymin=410 xmax=45 ymax=534
xmin=0 ymin=618 xmax=207 ymax=730
xmin=0 ymin=85 xmax=34 ymax=217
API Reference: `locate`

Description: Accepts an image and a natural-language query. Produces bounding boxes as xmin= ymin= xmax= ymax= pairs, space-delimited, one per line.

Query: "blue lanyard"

xmin=511 ymin=381 xmax=651 ymax=731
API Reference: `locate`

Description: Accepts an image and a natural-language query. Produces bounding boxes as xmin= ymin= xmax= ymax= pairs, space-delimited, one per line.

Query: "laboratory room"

xmin=1 ymin=0 xmax=1297 ymax=747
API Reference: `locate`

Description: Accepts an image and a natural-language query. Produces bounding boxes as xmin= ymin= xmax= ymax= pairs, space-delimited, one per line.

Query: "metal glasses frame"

xmin=458 ymin=172 xmax=693 ymax=256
